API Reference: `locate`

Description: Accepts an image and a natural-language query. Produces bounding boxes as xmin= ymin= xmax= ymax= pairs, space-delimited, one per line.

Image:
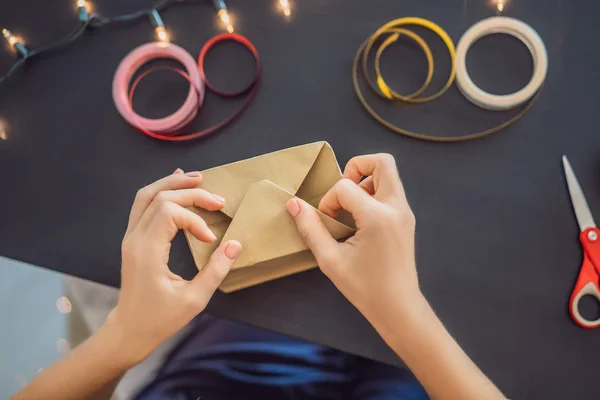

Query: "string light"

xmin=213 ymin=0 xmax=234 ymax=33
xmin=279 ymin=0 xmax=291 ymax=17
xmin=2 ymin=28 xmax=28 ymax=57
xmin=2 ymin=29 xmax=16 ymax=45
xmin=156 ymin=26 xmax=169 ymax=42
xmin=149 ymin=9 xmax=170 ymax=42
xmin=495 ymin=0 xmax=506 ymax=12
xmin=1 ymin=0 xmax=233 ymax=87
xmin=76 ymin=0 xmax=89 ymax=22
xmin=0 ymin=120 xmax=6 ymax=140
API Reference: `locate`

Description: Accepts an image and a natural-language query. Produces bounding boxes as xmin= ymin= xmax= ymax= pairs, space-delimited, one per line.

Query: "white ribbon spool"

xmin=455 ymin=17 xmax=547 ymax=111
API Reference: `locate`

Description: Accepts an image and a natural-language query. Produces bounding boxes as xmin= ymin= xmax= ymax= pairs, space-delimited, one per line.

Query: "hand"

xmin=287 ymin=155 xmax=508 ymax=400
xmin=106 ymin=169 xmax=242 ymax=365
xmin=285 ymin=154 xmax=420 ymax=324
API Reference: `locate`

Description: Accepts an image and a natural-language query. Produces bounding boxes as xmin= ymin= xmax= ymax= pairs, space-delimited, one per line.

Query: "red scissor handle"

xmin=570 ymin=227 xmax=600 ymax=328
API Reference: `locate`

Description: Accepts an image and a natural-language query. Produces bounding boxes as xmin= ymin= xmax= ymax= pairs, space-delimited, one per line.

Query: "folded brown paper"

xmin=184 ymin=141 xmax=355 ymax=292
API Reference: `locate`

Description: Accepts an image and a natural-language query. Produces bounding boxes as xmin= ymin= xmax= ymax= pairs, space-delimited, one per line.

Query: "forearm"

xmin=11 ymin=320 xmax=136 ymax=400
xmin=369 ymin=293 xmax=506 ymax=400
xmin=90 ymin=375 xmax=125 ymax=400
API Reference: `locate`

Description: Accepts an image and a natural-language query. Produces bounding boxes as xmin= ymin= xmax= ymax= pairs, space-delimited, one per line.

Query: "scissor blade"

xmin=563 ymin=155 xmax=596 ymax=231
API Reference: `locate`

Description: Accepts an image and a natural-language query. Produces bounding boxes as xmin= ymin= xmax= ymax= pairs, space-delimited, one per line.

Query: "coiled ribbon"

xmin=353 ymin=17 xmax=546 ymax=142
xmin=113 ymin=33 xmax=260 ymax=141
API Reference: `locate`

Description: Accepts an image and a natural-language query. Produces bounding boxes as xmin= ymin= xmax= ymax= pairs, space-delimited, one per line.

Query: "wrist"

xmin=99 ymin=313 xmax=149 ymax=368
xmin=365 ymin=289 xmax=433 ymax=342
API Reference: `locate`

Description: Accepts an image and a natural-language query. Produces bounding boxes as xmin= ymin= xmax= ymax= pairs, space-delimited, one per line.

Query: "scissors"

xmin=563 ymin=156 xmax=600 ymax=328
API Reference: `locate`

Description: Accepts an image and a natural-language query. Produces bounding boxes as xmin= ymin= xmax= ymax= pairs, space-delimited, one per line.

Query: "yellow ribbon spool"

xmin=352 ymin=17 xmax=542 ymax=142
xmin=364 ymin=17 xmax=456 ymax=103
xmin=373 ymin=28 xmax=434 ymax=100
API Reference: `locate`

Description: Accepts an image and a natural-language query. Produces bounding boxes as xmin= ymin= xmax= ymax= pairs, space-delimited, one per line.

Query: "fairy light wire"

xmin=0 ymin=19 xmax=91 ymax=86
xmin=0 ymin=0 xmax=213 ymax=87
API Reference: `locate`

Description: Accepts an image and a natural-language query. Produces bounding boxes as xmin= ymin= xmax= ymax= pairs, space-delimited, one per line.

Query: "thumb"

xmin=286 ymin=198 xmax=341 ymax=270
xmin=188 ymin=240 xmax=242 ymax=306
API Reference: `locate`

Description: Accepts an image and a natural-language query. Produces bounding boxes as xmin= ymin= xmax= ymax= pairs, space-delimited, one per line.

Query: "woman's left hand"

xmin=106 ymin=168 xmax=242 ymax=365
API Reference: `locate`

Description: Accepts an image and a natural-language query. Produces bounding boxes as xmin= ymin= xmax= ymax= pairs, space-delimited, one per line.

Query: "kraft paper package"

xmin=185 ymin=141 xmax=355 ymax=292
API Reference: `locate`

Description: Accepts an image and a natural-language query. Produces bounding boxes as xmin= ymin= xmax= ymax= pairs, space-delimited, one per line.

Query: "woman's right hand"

xmin=285 ymin=153 xmax=422 ymax=324
xmin=287 ymin=154 xmax=507 ymax=400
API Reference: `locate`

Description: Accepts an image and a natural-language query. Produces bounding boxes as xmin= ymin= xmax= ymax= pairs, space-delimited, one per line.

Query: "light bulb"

xmin=220 ymin=11 xmax=230 ymax=24
xmin=149 ymin=10 xmax=169 ymax=42
xmin=217 ymin=9 xmax=234 ymax=32
xmin=213 ymin=0 xmax=234 ymax=33
xmin=495 ymin=0 xmax=505 ymax=12
xmin=0 ymin=120 xmax=7 ymax=140
xmin=279 ymin=0 xmax=291 ymax=17
xmin=76 ymin=0 xmax=90 ymax=21
xmin=2 ymin=28 xmax=27 ymax=56
xmin=155 ymin=26 xmax=169 ymax=42
xmin=2 ymin=29 xmax=17 ymax=46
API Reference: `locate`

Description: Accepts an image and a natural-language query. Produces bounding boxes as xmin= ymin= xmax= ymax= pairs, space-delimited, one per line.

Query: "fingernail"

xmin=211 ymin=193 xmax=225 ymax=203
xmin=173 ymin=168 xmax=184 ymax=175
xmin=186 ymin=171 xmax=202 ymax=177
xmin=286 ymin=198 xmax=301 ymax=217
xmin=224 ymin=241 xmax=243 ymax=259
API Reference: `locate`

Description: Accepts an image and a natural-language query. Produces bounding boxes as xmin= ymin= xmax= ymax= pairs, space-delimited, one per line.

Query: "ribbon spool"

xmin=353 ymin=16 xmax=547 ymax=142
xmin=455 ymin=16 xmax=548 ymax=111
xmin=113 ymin=33 xmax=260 ymax=142
xmin=113 ymin=42 xmax=204 ymax=137
xmin=364 ymin=17 xmax=456 ymax=104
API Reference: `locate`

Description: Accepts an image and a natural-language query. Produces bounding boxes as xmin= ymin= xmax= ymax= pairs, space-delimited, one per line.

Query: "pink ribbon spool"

xmin=112 ymin=42 xmax=205 ymax=134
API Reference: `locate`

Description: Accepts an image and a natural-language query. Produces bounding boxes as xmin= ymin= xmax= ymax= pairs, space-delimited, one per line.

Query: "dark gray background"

xmin=0 ymin=0 xmax=596 ymax=398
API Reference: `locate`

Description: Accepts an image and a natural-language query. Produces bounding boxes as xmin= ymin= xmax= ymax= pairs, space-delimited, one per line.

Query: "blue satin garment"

xmin=135 ymin=314 xmax=428 ymax=400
